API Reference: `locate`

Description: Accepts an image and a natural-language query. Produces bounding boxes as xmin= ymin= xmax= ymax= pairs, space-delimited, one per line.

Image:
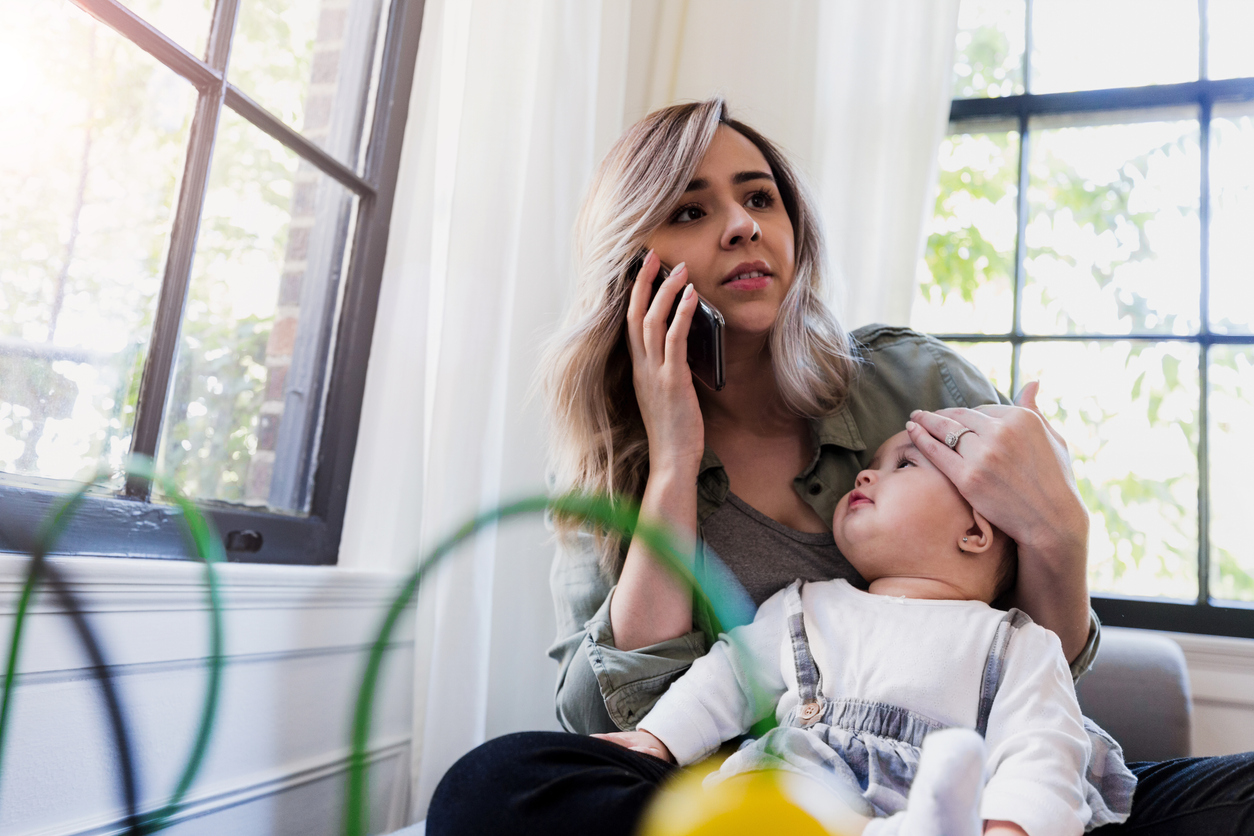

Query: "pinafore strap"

xmin=975 ymin=608 xmax=1030 ymax=736
xmin=783 ymin=580 xmax=825 ymax=724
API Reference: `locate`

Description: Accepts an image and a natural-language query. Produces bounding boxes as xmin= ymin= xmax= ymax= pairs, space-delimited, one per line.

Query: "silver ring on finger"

xmin=945 ymin=428 xmax=975 ymax=450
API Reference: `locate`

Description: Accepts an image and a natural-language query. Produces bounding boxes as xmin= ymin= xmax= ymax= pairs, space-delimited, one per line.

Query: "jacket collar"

xmin=696 ymin=401 xmax=865 ymax=509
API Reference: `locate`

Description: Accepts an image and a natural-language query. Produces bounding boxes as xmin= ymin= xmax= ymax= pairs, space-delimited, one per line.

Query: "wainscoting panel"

xmin=1158 ymin=630 xmax=1254 ymax=758
xmin=0 ymin=557 xmax=415 ymax=836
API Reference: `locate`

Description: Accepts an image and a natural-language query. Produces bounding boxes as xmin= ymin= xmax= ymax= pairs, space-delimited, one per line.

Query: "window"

xmin=918 ymin=0 xmax=1254 ymax=636
xmin=0 ymin=0 xmax=423 ymax=564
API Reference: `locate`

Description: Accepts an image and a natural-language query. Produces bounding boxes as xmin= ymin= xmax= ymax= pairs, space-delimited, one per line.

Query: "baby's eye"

xmin=671 ymin=204 xmax=705 ymax=224
xmin=895 ymin=456 xmax=915 ymax=469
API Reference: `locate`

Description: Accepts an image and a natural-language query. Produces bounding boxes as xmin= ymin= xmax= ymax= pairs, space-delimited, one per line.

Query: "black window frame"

xmin=0 ymin=0 xmax=426 ymax=565
xmin=935 ymin=0 xmax=1254 ymax=638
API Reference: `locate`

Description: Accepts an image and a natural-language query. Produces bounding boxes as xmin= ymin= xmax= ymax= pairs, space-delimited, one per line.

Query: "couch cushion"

xmin=1076 ymin=627 xmax=1192 ymax=762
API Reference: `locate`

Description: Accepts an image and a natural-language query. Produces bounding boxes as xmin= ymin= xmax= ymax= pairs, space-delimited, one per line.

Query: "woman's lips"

xmin=722 ymin=261 xmax=772 ymax=291
xmin=723 ymin=275 xmax=771 ymax=291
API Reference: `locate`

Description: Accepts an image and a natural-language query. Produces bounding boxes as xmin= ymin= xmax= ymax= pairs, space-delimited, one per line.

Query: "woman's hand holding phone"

xmin=625 ymin=250 xmax=705 ymax=478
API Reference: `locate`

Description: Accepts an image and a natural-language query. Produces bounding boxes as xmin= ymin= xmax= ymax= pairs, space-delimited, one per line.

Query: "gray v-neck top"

xmin=700 ymin=492 xmax=865 ymax=607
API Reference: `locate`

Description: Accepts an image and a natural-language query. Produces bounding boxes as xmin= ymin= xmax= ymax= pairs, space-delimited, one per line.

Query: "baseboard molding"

xmin=20 ymin=737 xmax=412 ymax=836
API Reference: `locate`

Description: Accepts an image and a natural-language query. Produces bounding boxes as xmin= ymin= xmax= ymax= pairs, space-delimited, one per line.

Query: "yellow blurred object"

xmin=637 ymin=764 xmax=865 ymax=836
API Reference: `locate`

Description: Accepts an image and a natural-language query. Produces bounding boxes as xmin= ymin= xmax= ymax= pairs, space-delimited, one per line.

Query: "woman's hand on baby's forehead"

xmin=903 ymin=384 xmax=1085 ymax=552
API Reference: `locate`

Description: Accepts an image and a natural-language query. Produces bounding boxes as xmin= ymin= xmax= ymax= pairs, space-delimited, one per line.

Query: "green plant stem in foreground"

xmin=343 ymin=492 xmax=757 ymax=836
xmin=0 ymin=459 xmax=225 ymax=835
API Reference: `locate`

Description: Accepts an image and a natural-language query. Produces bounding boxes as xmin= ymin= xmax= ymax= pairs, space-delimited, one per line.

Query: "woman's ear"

xmin=958 ymin=510 xmax=995 ymax=555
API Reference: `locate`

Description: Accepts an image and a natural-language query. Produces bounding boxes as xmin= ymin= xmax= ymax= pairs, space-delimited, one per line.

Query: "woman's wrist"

xmin=645 ymin=448 xmax=703 ymax=489
xmin=1014 ymin=525 xmax=1092 ymax=662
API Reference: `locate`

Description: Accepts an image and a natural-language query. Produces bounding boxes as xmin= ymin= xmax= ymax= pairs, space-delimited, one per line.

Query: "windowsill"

xmin=0 ymin=552 xmax=411 ymax=614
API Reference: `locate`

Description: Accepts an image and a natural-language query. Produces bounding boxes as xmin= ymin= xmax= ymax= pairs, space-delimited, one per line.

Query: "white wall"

xmin=1161 ymin=630 xmax=1254 ymax=757
xmin=0 ymin=557 xmax=414 ymax=836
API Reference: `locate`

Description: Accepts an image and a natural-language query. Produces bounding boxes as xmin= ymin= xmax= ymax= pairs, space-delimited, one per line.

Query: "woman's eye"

xmin=746 ymin=189 xmax=776 ymax=210
xmin=671 ymin=205 xmax=704 ymax=223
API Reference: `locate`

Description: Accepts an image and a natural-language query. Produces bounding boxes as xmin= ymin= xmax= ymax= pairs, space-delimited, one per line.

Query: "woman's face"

xmin=644 ymin=125 xmax=796 ymax=339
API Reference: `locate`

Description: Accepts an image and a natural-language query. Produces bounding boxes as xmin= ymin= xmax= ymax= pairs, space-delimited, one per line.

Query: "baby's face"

xmin=831 ymin=430 xmax=975 ymax=582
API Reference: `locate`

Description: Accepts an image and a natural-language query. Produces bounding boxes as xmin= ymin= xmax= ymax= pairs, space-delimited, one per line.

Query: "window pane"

xmin=952 ymin=0 xmax=1025 ymax=99
xmin=1022 ymin=115 xmax=1200 ymax=336
xmin=1019 ymin=341 xmax=1199 ymax=600
xmin=1209 ymin=104 xmax=1254 ymax=335
xmin=1208 ymin=0 xmax=1254 ymax=80
xmin=1210 ymin=347 xmax=1254 ymax=603
xmin=116 ymin=0 xmax=215 ymax=61
xmin=914 ymin=128 xmax=1018 ymax=335
xmin=228 ymin=0 xmax=391 ymax=170
xmin=0 ymin=2 xmax=195 ymax=484
xmin=156 ymin=110 xmax=355 ymax=510
xmin=1031 ymin=0 xmax=1199 ymax=94
xmin=947 ymin=341 xmax=1013 ymax=396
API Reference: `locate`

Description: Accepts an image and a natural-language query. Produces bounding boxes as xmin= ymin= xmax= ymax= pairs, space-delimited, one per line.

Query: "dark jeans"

xmin=427 ymin=731 xmax=1254 ymax=836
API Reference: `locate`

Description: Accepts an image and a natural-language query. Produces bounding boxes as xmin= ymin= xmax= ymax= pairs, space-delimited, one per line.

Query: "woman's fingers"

xmin=625 ymin=250 xmax=660 ymax=363
xmin=641 ymin=262 xmax=688 ymax=360
xmin=906 ymin=419 xmax=967 ymax=483
xmin=664 ymin=284 xmax=698 ymax=369
xmin=909 ymin=408 xmax=985 ymax=456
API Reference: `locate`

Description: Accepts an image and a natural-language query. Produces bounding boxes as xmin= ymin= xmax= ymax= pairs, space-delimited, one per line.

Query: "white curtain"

xmin=810 ymin=0 xmax=963 ymax=328
xmin=339 ymin=0 xmax=632 ymax=821
xmin=339 ymin=0 xmax=959 ymax=824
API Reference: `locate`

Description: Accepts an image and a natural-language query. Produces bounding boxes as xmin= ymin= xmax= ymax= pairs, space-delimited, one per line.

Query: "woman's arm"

xmin=906 ymin=383 xmax=1092 ymax=662
xmin=549 ymin=532 xmax=710 ymax=734
xmin=611 ymin=252 xmax=707 ymax=650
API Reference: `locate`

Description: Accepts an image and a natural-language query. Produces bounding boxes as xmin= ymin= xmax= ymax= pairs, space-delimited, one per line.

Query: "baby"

xmin=597 ymin=428 xmax=1135 ymax=836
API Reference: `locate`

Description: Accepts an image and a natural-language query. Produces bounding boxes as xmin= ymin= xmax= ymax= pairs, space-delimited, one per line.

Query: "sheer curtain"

xmin=338 ymin=0 xmax=959 ymax=824
xmin=339 ymin=0 xmax=630 ymax=820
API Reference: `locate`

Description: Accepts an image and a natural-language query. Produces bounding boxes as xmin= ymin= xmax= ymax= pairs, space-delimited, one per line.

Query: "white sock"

xmin=864 ymin=728 xmax=986 ymax=836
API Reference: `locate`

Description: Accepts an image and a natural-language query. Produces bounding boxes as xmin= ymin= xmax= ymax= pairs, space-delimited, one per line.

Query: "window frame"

xmin=0 ymin=0 xmax=426 ymax=565
xmin=936 ymin=0 xmax=1254 ymax=638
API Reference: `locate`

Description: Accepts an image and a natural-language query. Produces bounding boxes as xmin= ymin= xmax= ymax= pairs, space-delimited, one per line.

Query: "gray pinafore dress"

xmin=710 ymin=581 xmax=1136 ymax=829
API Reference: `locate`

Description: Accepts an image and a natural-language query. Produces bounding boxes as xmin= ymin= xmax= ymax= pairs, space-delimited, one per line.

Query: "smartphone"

xmin=631 ymin=255 xmax=726 ymax=391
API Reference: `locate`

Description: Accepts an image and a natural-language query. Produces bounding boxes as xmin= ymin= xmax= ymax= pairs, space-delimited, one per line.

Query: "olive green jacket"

xmin=547 ymin=325 xmax=1101 ymax=735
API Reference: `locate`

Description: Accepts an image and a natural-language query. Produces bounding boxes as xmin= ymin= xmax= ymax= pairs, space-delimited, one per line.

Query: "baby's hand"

xmin=591 ymin=730 xmax=674 ymax=762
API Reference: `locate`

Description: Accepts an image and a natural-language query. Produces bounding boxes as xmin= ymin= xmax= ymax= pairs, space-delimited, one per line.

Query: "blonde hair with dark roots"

xmin=541 ymin=98 xmax=860 ymax=575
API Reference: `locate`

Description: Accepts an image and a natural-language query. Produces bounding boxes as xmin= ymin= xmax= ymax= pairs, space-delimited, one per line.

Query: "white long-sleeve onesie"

xmin=637 ymin=579 xmax=1093 ymax=836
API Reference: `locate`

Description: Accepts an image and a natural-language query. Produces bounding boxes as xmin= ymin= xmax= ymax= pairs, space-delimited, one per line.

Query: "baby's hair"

xmin=991 ymin=533 xmax=1019 ymax=608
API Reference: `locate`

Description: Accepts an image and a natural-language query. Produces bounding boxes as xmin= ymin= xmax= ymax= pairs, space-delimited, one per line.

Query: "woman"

xmin=428 ymin=99 xmax=1253 ymax=835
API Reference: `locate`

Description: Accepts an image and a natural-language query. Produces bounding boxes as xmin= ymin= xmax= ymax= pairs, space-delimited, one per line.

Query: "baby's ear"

xmin=958 ymin=511 xmax=995 ymax=555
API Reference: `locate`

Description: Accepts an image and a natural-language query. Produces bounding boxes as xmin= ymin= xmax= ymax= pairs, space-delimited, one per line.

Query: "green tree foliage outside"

xmin=921 ymin=115 xmax=1254 ymax=601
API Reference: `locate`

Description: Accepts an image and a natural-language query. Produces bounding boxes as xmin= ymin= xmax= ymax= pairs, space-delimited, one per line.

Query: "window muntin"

xmin=921 ymin=0 xmax=1254 ymax=634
